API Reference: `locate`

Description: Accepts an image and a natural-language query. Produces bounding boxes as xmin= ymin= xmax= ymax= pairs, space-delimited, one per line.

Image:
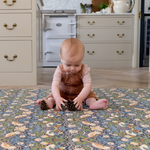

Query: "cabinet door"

xmin=79 ymin=28 xmax=132 ymax=42
xmin=0 ymin=0 xmax=31 ymax=10
xmin=84 ymin=43 xmax=132 ymax=61
xmin=78 ymin=17 xmax=133 ymax=27
xmin=0 ymin=14 xmax=31 ymax=37
xmin=0 ymin=41 xmax=32 ymax=72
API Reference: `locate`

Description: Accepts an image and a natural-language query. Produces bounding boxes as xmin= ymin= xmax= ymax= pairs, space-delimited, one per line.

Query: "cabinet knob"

xmin=4 ymin=23 xmax=17 ymax=30
xmin=3 ymin=0 xmax=16 ymax=6
xmin=4 ymin=54 xmax=17 ymax=61
xmin=117 ymin=21 xmax=125 ymax=25
xmin=117 ymin=51 xmax=124 ymax=55
xmin=117 ymin=34 xmax=124 ymax=38
xmin=87 ymin=34 xmax=95 ymax=38
xmin=87 ymin=51 xmax=94 ymax=55
xmin=87 ymin=21 xmax=95 ymax=25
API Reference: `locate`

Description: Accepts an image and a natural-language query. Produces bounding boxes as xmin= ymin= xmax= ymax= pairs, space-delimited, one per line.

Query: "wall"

xmin=43 ymin=0 xmax=91 ymax=13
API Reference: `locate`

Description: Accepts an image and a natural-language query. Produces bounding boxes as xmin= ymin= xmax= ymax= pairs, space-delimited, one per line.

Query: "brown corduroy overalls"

xmin=47 ymin=64 xmax=97 ymax=103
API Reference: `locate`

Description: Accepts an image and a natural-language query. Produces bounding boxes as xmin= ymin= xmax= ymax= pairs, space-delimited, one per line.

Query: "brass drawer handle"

xmin=4 ymin=54 xmax=17 ymax=61
xmin=87 ymin=51 xmax=95 ymax=55
xmin=117 ymin=51 xmax=124 ymax=55
xmin=87 ymin=21 xmax=95 ymax=25
xmin=4 ymin=23 xmax=17 ymax=30
xmin=117 ymin=34 xmax=124 ymax=38
xmin=3 ymin=0 xmax=16 ymax=6
xmin=87 ymin=34 xmax=95 ymax=38
xmin=117 ymin=21 xmax=125 ymax=25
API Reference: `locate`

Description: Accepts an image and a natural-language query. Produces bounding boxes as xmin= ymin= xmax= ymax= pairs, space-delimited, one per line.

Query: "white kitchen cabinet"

xmin=77 ymin=15 xmax=134 ymax=68
xmin=0 ymin=0 xmax=43 ymax=86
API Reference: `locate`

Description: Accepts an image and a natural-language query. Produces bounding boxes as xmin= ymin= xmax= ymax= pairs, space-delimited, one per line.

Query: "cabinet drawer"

xmin=0 ymin=14 xmax=31 ymax=37
xmin=0 ymin=41 xmax=32 ymax=72
xmin=84 ymin=44 xmax=132 ymax=61
xmin=78 ymin=17 xmax=133 ymax=27
xmin=0 ymin=0 xmax=31 ymax=10
xmin=79 ymin=28 xmax=132 ymax=42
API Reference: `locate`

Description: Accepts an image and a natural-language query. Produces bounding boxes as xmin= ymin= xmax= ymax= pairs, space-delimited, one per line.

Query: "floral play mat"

xmin=0 ymin=88 xmax=150 ymax=150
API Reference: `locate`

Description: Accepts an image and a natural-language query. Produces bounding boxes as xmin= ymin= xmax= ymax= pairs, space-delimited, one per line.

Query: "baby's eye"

xmin=66 ymin=64 xmax=71 ymax=67
xmin=75 ymin=65 xmax=79 ymax=67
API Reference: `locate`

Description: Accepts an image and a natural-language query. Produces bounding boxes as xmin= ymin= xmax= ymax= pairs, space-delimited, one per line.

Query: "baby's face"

xmin=60 ymin=50 xmax=84 ymax=74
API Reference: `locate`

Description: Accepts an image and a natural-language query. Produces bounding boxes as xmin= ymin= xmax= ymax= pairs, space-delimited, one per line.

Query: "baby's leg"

xmin=86 ymin=98 xmax=108 ymax=110
xmin=36 ymin=97 xmax=56 ymax=109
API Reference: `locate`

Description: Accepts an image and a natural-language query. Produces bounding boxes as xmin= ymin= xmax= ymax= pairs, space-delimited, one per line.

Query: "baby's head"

xmin=60 ymin=38 xmax=85 ymax=74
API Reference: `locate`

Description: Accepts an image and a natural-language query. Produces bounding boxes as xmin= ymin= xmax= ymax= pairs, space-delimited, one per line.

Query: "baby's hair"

xmin=60 ymin=38 xmax=84 ymax=57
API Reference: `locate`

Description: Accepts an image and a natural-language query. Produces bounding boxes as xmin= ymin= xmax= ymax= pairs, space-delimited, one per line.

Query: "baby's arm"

xmin=52 ymin=80 xmax=67 ymax=110
xmin=73 ymin=65 xmax=92 ymax=110
xmin=73 ymin=82 xmax=91 ymax=110
xmin=51 ymin=66 xmax=67 ymax=110
xmin=77 ymin=82 xmax=91 ymax=100
xmin=51 ymin=80 xmax=61 ymax=100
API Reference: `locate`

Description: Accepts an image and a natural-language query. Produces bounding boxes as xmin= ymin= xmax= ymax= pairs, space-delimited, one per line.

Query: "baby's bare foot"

xmin=89 ymin=99 xmax=108 ymax=110
xmin=44 ymin=98 xmax=55 ymax=109
xmin=36 ymin=98 xmax=55 ymax=109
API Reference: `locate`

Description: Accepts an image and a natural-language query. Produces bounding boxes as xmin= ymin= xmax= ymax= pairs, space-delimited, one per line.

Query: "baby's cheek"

xmin=78 ymin=67 xmax=81 ymax=72
xmin=65 ymin=67 xmax=69 ymax=72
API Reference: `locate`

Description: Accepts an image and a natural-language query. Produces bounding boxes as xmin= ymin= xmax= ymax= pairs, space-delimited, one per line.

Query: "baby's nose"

xmin=71 ymin=66 xmax=75 ymax=71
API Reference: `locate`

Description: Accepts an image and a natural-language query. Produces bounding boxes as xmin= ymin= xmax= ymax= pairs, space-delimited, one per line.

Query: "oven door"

xmin=44 ymin=15 xmax=76 ymax=38
xmin=44 ymin=39 xmax=63 ymax=62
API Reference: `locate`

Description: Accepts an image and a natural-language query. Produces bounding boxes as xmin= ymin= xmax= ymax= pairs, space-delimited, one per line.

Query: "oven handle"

xmin=68 ymin=23 xmax=76 ymax=25
xmin=45 ymin=28 xmax=52 ymax=32
xmin=45 ymin=51 xmax=53 ymax=55
xmin=68 ymin=33 xmax=76 ymax=36
xmin=68 ymin=23 xmax=76 ymax=28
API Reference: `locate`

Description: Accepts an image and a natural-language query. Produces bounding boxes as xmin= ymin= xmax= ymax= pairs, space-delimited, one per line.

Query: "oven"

xmin=42 ymin=10 xmax=76 ymax=67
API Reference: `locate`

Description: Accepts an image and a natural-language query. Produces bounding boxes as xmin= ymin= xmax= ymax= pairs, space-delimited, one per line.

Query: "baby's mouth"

xmin=70 ymin=71 xmax=76 ymax=74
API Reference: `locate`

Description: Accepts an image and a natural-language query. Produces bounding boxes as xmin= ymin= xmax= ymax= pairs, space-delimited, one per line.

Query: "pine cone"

xmin=67 ymin=100 xmax=78 ymax=111
xmin=61 ymin=101 xmax=68 ymax=111
xmin=40 ymin=100 xmax=48 ymax=110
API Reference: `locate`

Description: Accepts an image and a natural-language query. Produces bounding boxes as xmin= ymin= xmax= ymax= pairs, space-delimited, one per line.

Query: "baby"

xmin=36 ymin=38 xmax=108 ymax=111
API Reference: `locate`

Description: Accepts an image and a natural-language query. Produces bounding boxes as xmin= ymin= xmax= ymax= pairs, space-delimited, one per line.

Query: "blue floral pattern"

xmin=0 ymin=88 xmax=150 ymax=150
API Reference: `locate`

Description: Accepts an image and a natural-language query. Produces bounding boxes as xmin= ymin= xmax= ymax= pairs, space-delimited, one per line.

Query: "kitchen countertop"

xmin=41 ymin=10 xmax=134 ymax=16
xmin=77 ymin=13 xmax=135 ymax=16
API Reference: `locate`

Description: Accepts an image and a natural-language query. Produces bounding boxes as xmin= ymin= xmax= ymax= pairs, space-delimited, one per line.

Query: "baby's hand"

xmin=55 ymin=97 xmax=67 ymax=111
xmin=73 ymin=97 xmax=83 ymax=110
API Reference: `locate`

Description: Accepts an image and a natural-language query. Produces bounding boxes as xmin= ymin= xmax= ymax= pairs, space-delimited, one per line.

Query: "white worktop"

xmin=77 ymin=13 xmax=135 ymax=16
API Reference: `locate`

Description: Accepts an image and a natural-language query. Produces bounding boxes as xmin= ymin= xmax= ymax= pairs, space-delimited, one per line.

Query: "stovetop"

xmin=42 ymin=9 xmax=76 ymax=14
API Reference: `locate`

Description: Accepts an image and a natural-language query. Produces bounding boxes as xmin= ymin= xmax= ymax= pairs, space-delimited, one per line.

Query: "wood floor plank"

xmin=0 ymin=67 xmax=150 ymax=89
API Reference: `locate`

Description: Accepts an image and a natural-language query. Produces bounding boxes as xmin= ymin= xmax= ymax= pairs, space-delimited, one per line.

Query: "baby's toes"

xmin=104 ymin=99 xmax=107 ymax=102
xmin=104 ymin=99 xmax=108 ymax=104
xmin=36 ymin=99 xmax=45 ymax=104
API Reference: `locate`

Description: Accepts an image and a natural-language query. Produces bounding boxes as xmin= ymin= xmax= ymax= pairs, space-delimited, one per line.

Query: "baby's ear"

xmin=60 ymin=55 xmax=63 ymax=63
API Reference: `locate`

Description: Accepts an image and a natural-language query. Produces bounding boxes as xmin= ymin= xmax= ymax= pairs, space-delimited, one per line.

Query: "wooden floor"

xmin=1 ymin=67 xmax=150 ymax=89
